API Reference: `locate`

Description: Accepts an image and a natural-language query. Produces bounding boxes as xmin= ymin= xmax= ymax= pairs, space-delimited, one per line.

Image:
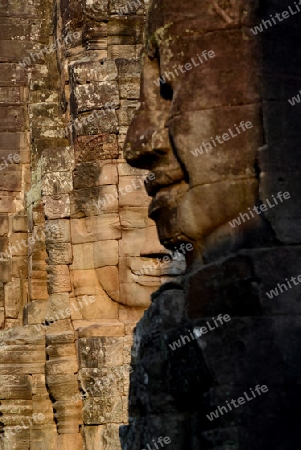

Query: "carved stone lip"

xmin=145 ymin=179 xmax=177 ymax=197
xmin=148 ymin=181 xmax=188 ymax=218
xmin=148 ymin=186 xmax=177 ymax=218
xmin=145 ymin=168 xmax=185 ymax=197
xmin=130 ymin=268 xmax=162 ymax=286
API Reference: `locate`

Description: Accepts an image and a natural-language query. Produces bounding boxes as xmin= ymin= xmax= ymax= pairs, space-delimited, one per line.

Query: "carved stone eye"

xmin=160 ymin=82 xmax=173 ymax=101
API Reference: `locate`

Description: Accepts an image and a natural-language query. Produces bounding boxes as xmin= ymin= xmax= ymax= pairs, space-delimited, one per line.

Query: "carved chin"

xmin=177 ymin=179 xmax=258 ymax=243
xmin=151 ymin=209 xmax=183 ymax=248
xmin=148 ymin=193 xmax=189 ymax=248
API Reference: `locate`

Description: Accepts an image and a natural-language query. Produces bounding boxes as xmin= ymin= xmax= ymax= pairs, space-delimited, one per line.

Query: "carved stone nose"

xmin=124 ymin=111 xmax=159 ymax=169
xmin=151 ymin=128 xmax=170 ymax=156
xmin=139 ymin=225 xmax=171 ymax=256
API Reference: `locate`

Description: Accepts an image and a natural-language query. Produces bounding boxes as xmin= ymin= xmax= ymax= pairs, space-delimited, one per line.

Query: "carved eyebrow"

xmin=120 ymin=221 xmax=144 ymax=230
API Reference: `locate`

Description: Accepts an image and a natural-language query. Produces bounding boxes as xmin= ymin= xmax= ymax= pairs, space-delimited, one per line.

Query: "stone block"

xmin=29 ymin=279 xmax=48 ymax=301
xmin=75 ymin=109 xmax=119 ymax=135
xmin=117 ymin=161 xmax=148 ymax=177
xmin=0 ymin=106 xmax=24 ymax=131
xmin=96 ymin=266 xmax=119 ymax=301
xmin=119 ymin=282 xmax=154 ymax=308
xmin=0 ymin=191 xmax=15 ymax=213
xmin=0 ymin=282 xmax=4 ymax=306
xmin=29 ymin=253 xmax=47 ymax=272
xmin=41 ymin=146 xmax=75 ymax=173
xmin=73 ymin=81 xmax=119 ymax=114
xmin=0 ymin=131 xmax=27 ymax=149
xmin=46 ymin=242 xmax=72 ymax=265
xmin=84 ymin=426 xmax=105 ymax=450
xmin=0 ymin=165 xmax=22 ymax=191
xmin=0 ymin=324 xmax=45 ymax=344
xmin=0 ymin=306 xmax=4 ymax=328
xmin=119 ymin=76 xmax=140 ymax=99
xmin=118 ymin=227 xmax=146 ymax=257
xmin=31 ymin=374 xmax=48 ymax=395
xmin=79 ymin=367 xmax=124 ymax=398
xmin=252 ymin=247 xmax=301 ymax=315
xmin=43 ymin=194 xmax=70 ymax=219
xmin=78 ymin=337 xmax=124 ymax=368
xmin=71 ymin=243 xmax=95 ymax=270
xmin=70 ymin=214 xmax=121 ymax=244
xmin=0 ymin=259 xmax=12 ymax=282
xmin=108 ymin=44 xmax=139 ymax=60
xmin=23 ymin=300 xmax=47 ymax=325
xmin=0 ymin=148 xmax=29 ymax=164
xmin=7 ymin=0 xmax=40 ymax=16
xmin=46 ymin=343 xmax=77 ymax=360
xmin=31 ymin=430 xmax=58 ymax=450
xmin=12 ymin=215 xmax=27 ymax=232
xmin=0 ymin=342 xmax=45 ymax=374
xmin=46 ymin=356 xmax=78 ymax=376
xmin=73 ymin=160 xmax=118 ymax=189
xmin=30 ymin=235 xmax=47 ymax=261
xmin=102 ymin=424 xmax=123 ymax=450
xmin=119 ymin=206 xmax=149 ymax=229
xmin=0 ymin=86 xmax=22 ymax=103
xmin=9 ymin=233 xmax=28 ymax=256
xmin=70 ymin=270 xmax=118 ymax=319
xmin=46 ymin=374 xmax=79 ymax=400
xmin=93 ymin=240 xmax=118 ymax=268
xmin=259 ymin=171 xmax=301 ymax=243
xmin=77 ymin=321 xmax=125 ymax=337
xmin=29 ymin=102 xmax=62 ymax=120
xmin=116 ymin=107 xmax=132 ymax=126
xmin=0 ymin=214 xmax=8 ymax=235
xmin=0 ymin=235 xmax=8 ymax=253
xmin=83 ymin=395 xmax=123 ymax=424
xmin=57 ymin=434 xmax=83 ymax=449
xmin=79 ymin=0 xmax=108 ymax=18
xmin=70 ymin=185 xmax=118 ymax=218
xmin=45 ymin=323 xmax=74 ymax=342
xmin=74 ymin=134 xmax=119 ymax=163
xmin=71 ymin=60 xmax=118 ymax=84
xmin=45 ymin=219 xmax=70 ymax=243
xmin=4 ymin=279 xmax=21 ymax=318
xmin=118 ymin=306 xmax=145 ymax=324
xmin=47 ymin=265 xmax=71 ymax=293
xmin=53 ymin=399 xmax=83 ymax=434
xmin=186 ymin=254 xmax=263 ymax=319
xmin=0 ymin=375 xmax=32 ymax=400
xmin=118 ymin=176 xmax=150 ymax=207
xmin=42 ymin=171 xmax=73 ymax=195
xmin=0 ymin=63 xmax=26 ymax=86
xmin=183 ymin=317 xmax=285 ymax=385
xmin=108 ymin=17 xmax=144 ymax=40
xmin=46 ymin=293 xmax=71 ymax=322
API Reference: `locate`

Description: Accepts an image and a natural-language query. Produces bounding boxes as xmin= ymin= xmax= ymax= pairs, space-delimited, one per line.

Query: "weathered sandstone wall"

xmin=0 ymin=0 xmax=185 ymax=448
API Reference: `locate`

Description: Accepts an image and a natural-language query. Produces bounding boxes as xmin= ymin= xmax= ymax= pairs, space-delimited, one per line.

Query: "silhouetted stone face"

xmin=125 ymin=0 xmax=266 ymax=261
xmin=122 ymin=0 xmax=301 ymax=448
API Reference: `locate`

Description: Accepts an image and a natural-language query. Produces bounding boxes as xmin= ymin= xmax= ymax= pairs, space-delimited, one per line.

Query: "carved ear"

xmin=211 ymin=0 xmax=244 ymax=24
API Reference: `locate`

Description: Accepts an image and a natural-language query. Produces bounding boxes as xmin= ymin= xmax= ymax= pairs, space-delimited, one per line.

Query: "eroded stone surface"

xmin=0 ymin=0 xmax=185 ymax=448
xmin=121 ymin=0 xmax=301 ymax=449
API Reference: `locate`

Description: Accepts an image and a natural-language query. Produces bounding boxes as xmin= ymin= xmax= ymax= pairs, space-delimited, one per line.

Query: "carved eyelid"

xmin=120 ymin=221 xmax=141 ymax=230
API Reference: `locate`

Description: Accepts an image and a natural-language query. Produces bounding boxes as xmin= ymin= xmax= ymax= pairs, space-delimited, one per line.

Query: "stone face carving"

xmin=124 ymin=0 xmax=270 ymax=264
xmin=0 ymin=0 xmax=187 ymax=448
xmin=121 ymin=1 xmax=301 ymax=449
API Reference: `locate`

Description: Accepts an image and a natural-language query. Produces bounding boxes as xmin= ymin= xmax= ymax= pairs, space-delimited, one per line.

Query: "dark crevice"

xmin=160 ymin=82 xmax=173 ymax=101
xmin=169 ymin=132 xmax=190 ymax=185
